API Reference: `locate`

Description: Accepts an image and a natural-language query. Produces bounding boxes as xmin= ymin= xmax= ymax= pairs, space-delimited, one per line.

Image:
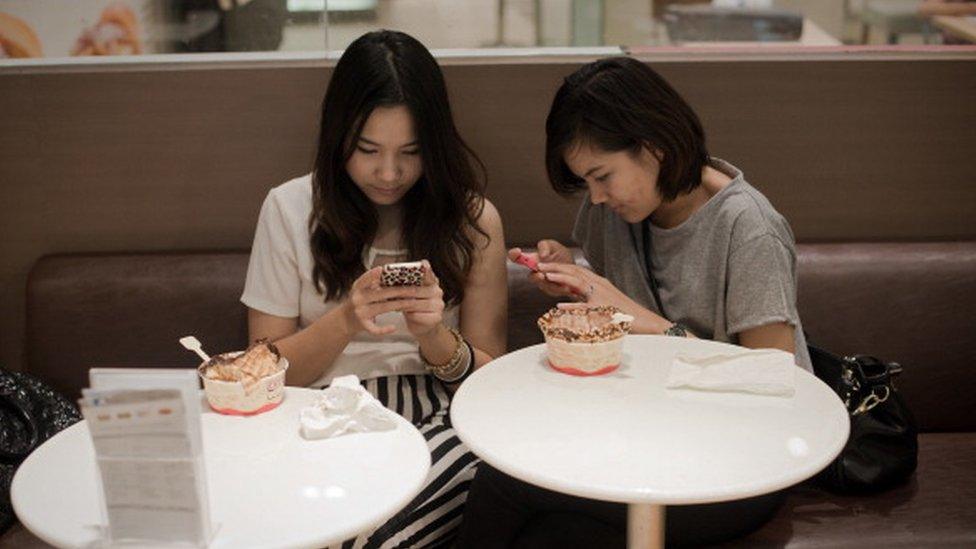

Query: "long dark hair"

xmin=310 ymin=30 xmax=487 ymax=306
xmin=545 ymin=57 xmax=709 ymax=202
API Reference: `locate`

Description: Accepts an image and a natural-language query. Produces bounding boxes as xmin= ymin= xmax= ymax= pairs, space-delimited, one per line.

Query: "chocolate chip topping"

xmin=537 ymin=305 xmax=632 ymax=343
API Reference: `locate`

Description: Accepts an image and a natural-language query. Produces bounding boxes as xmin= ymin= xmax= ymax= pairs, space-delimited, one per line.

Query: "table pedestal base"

xmin=627 ymin=503 xmax=664 ymax=549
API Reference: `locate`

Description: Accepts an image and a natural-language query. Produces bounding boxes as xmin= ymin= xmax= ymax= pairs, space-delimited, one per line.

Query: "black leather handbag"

xmin=0 ymin=368 xmax=81 ymax=533
xmin=808 ymin=345 xmax=919 ymax=493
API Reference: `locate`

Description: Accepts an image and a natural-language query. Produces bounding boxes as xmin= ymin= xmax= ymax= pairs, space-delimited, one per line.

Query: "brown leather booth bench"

xmin=12 ymin=242 xmax=976 ymax=547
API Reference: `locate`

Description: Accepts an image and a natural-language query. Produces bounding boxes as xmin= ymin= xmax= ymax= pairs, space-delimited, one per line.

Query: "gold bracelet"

xmin=437 ymin=342 xmax=472 ymax=383
xmin=422 ymin=326 xmax=466 ymax=379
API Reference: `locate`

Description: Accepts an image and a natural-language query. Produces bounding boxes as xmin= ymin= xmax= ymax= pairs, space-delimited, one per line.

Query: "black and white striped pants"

xmin=337 ymin=374 xmax=480 ymax=549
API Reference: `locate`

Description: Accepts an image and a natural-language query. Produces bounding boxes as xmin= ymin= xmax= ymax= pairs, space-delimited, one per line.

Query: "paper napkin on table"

xmin=666 ymin=348 xmax=796 ymax=397
xmin=300 ymin=375 xmax=397 ymax=440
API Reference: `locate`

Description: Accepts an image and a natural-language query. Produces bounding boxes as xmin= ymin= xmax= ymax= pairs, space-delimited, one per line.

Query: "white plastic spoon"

xmin=612 ymin=312 xmax=635 ymax=325
xmin=179 ymin=336 xmax=210 ymax=362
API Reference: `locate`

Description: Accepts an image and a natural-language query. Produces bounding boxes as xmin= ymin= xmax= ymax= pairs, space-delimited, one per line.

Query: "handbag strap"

xmin=629 ymin=220 xmax=667 ymax=318
xmin=849 ymin=356 xmax=902 ymax=386
xmin=844 ymin=356 xmax=902 ymax=415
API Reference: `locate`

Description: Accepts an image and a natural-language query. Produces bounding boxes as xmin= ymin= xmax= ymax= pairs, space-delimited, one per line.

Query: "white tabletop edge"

xmin=451 ymin=337 xmax=851 ymax=506
xmin=12 ymin=387 xmax=433 ymax=549
xmin=10 ymin=422 xmax=93 ymax=548
xmin=286 ymin=411 xmax=433 ymax=549
xmin=454 ymin=417 xmax=848 ymax=505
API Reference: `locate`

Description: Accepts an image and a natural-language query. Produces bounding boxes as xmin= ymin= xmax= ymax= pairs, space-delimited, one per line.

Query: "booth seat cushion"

xmin=26 ymin=252 xmax=250 ymax=398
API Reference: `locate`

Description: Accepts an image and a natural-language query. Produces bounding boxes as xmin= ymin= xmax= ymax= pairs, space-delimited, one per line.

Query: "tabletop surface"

xmin=451 ymin=336 xmax=849 ymax=505
xmin=12 ymin=387 xmax=431 ymax=549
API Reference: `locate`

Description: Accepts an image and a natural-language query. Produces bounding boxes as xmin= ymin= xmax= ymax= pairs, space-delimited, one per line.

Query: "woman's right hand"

xmin=508 ymin=239 xmax=580 ymax=299
xmin=342 ymin=266 xmax=427 ymax=336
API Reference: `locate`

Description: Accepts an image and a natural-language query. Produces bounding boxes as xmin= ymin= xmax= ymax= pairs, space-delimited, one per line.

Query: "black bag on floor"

xmin=808 ymin=345 xmax=918 ymax=493
xmin=0 ymin=368 xmax=81 ymax=533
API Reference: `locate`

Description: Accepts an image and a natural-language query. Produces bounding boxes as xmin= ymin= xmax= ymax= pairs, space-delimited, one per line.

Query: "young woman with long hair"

xmin=242 ymin=30 xmax=507 ymax=547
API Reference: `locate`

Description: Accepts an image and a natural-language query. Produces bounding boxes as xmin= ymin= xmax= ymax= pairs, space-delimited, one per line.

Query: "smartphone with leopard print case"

xmin=380 ymin=261 xmax=425 ymax=287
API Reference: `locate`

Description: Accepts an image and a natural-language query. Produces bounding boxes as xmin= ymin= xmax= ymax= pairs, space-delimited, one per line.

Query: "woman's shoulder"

xmin=732 ymin=186 xmax=794 ymax=249
xmin=715 ymin=180 xmax=795 ymax=250
xmin=261 ymin=173 xmax=314 ymax=222
xmin=473 ymin=197 xmax=503 ymax=233
xmin=464 ymin=196 xmax=505 ymax=246
xmin=267 ymin=173 xmax=313 ymax=206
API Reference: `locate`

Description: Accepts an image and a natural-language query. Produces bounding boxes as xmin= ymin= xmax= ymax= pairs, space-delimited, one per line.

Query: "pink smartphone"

xmin=515 ymin=252 xmax=583 ymax=299
xmin=513 ymin=252 xmax=540 ymax=272
xmin=380 ymin=261 xmax=425 ymax=287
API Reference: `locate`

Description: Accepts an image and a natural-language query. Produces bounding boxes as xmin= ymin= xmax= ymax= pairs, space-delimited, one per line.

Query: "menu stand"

xmin=80 ymin=369 xmax=214 ymax=548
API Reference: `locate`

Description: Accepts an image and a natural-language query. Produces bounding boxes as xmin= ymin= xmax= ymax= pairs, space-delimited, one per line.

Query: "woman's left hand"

xmin=537 ymin=262 xmax=670 ymax=334
xmin=401 ymin=260 xmax=446 ymax=337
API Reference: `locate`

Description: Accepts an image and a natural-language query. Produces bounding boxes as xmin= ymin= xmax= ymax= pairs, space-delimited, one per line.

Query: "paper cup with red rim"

xmin=198 ymin=348 xmax=288 ymax=416
xmin=538 ymin=304 xmax=634 ymax=376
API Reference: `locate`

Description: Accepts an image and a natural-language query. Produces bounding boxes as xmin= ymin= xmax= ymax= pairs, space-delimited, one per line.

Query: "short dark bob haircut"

xmin=545 ymin=57 xmax=710 ymax=202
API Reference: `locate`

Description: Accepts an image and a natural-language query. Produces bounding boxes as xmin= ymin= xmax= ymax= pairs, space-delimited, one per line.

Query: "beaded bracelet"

xmin=454 ymin=341 xmax=476 ymax=383
xmin=437 ymin=341 xmax=474 ymax=384
xmin=423 ymin=326 xmax=470 ymax=382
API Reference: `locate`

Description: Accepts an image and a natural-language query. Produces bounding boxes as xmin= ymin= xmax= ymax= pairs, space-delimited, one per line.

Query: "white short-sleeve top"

xmin=241 ymin=174 xmax=460 ymax=388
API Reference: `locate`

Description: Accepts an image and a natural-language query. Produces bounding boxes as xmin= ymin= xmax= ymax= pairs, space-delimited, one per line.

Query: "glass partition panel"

xmin=1 ymin=0 xmax=974 ymax=61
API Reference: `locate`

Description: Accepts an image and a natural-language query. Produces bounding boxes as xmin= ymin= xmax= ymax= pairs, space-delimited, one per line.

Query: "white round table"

xmin=451 ymin=336 xmax=849 ymax=548
xmin=12 ymin=387 xmax=431 ymax=549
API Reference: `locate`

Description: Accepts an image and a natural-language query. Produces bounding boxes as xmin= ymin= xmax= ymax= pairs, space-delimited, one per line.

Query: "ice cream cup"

xmin=198 ymin=352 xmax=289 ymax=416
xmin=544 ymin=335 xmax=626 ymax=376
xmin=538 ymin=305 xmax=633 ymax=376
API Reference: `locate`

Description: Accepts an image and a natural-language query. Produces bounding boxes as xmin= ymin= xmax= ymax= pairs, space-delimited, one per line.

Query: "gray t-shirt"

xmin=573 ymin=158 xmax=812 ymax=371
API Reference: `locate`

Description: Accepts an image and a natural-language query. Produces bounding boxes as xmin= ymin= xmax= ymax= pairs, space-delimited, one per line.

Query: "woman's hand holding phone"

xmin=343 ymin=261 xmax=443 ymax=336
xmin=399 ymin=261 xmax=446 ymax=337
xmin=508 ymin=240 xmax=581 ymax=299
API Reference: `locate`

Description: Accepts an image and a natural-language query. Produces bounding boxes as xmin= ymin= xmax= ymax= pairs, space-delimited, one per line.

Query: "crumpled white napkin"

xmin=666 ymin=348 xmax=796 ymax=397
xmin=300 ymin=375 xmax=397 ymax=440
